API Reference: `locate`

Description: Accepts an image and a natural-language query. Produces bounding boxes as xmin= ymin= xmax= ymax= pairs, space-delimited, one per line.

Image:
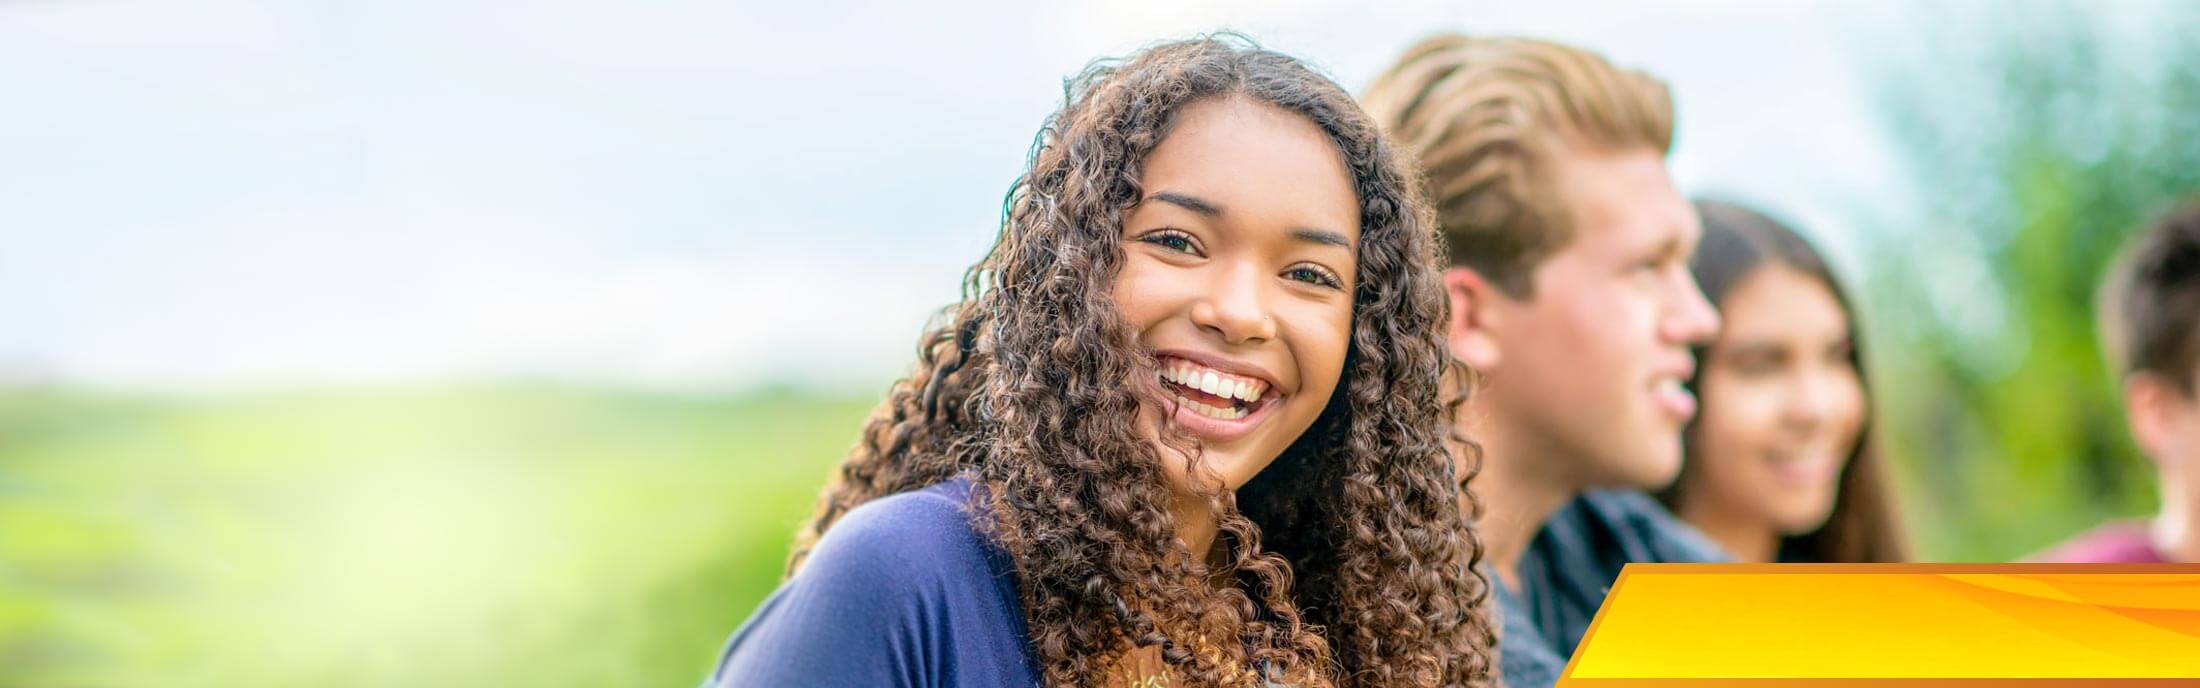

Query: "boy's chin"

xmin=1610 ymin=448 xmax=1685 ymax=490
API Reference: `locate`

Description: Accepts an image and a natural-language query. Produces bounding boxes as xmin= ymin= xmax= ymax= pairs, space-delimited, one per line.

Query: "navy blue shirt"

xmin=705 ymin=477 xmax=1040 ymax=687
xmin=1495 ymin=489 xmax=1728 ymax=688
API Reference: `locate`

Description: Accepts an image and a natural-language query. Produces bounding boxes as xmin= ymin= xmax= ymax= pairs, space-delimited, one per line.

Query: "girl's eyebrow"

xmin=1148 ymin=191 xmax=1221 ymax=216
xmin=1151 ymin=189 xmax=1354 ymax=253
xmin=1292 ymin=228 xmax=1352 ymax=249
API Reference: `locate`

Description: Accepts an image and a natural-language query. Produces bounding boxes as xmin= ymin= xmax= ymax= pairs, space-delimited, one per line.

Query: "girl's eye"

xmin=1140 ymin=230 xmax=1199 ymax=255
xmin=1730 ymin=353 xmax=1784 ymax=377
xmin=1286 ymin=265 xmax=1344 ymax=289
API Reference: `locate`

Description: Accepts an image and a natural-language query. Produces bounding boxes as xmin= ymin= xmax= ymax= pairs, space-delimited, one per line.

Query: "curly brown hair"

xmin=785 ymin=35 xmax=1496 ymax=688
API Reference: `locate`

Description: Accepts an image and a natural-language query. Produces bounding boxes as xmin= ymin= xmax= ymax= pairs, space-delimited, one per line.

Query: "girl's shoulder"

xmin=798 ymin=476 xmax=1011 ymax=590
xmin=707 ymin=476 xmax=1036 ymax=686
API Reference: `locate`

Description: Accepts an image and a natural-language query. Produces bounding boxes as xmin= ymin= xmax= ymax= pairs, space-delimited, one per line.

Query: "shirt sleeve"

xmin=705 ymin=502 xmax=949 ymax=688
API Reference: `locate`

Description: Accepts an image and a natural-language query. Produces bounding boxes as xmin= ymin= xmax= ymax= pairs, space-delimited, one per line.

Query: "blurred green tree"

xmin=1864 ymin=0 xmax=2200 ymax=560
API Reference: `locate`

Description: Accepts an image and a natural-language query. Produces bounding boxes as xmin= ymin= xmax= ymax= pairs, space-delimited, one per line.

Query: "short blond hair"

xmin=1363 ymin=34 xmax=1674 ymax=296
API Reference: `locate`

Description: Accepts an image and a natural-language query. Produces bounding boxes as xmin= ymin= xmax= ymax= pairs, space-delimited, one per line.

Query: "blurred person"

xmin=1362 ymin=34 xmax=1724 ymax=688
xmin=2036 ymin=200 xmax=2200 ymax=563
xmin=703 ymin=36 xmax=1498 ymax=687
xmin=1657 ymin=200 xmax=1908 ymax=564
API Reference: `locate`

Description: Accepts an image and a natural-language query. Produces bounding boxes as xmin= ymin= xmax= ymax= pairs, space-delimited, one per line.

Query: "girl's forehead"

xmin=1137 ymin=98 xmax=1361 ymax=240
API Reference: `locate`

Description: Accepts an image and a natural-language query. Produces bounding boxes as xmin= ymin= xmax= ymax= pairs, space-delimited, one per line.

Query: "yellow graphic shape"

xmin=1560 ymin=563 xmax=2200 ymax=687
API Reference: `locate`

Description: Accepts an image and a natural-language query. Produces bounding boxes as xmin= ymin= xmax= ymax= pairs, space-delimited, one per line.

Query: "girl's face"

xmin=1686 ymin=264 xmax=1866 ymax=535
xmin=1113 ymin=95 xmax=1359 ymax=494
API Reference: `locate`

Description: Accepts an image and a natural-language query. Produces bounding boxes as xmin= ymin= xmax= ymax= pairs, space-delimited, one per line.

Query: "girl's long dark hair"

xmin=1661 ymin=199 xmax=1909 ymax=564
xmin=783 ymin=35 xmax=1496 ymax=687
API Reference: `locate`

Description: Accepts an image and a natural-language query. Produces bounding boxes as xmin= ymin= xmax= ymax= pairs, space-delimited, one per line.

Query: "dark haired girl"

xmin=1659 ymin=200 xmax=1907 ymax=563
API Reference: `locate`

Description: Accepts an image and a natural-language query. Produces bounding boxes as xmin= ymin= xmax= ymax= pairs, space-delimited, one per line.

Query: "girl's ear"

xmin=1444 ymin=267 xmax=1504 ymax=371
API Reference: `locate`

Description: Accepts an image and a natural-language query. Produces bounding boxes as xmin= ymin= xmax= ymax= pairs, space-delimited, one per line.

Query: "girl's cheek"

xmin=1832 ymin=377 xmax=1868 ymax=444
xmin=1706 ymin=378 xmax=1779 ymax=464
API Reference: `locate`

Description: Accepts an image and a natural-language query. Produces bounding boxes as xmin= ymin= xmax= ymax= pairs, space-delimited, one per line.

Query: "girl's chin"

xmin=1768 ymin=504 xmax=1838 ymax=535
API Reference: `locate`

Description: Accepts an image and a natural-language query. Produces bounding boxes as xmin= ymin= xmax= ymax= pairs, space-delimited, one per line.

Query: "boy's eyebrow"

xmin=1148 ymin=191 xmax=1221 ymax=217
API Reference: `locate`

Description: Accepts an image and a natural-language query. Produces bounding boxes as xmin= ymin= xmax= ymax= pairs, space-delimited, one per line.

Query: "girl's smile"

xmin=1155 ymin=350 xmax=1283 ymax=441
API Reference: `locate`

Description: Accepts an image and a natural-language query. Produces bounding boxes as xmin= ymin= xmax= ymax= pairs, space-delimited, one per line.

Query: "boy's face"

xmin=1463 ymin=144 xmax=1720 ymax=491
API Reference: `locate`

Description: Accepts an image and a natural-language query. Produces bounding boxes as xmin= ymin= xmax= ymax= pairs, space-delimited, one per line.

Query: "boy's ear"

xmin=1443 ymin=267 xmax=1506 ymax=372
xmin=2125 ymin=372 xmax=2184 ymax=464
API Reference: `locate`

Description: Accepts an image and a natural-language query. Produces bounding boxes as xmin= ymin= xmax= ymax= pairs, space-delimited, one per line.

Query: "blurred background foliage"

xmin=7 ymin=0 xmax=2200 ymax=685
xmin=0 ymin=386 xmax=871 ymax=685
xmin=1864 ymin=0 xmax=2200 ymax=561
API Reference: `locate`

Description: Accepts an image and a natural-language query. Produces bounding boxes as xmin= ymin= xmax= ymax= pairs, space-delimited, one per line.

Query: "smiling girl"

xmin=1659 ymin=200 xmax=1907 ymax=563
xmin=702 ymin=37 xmax=1496 ymax=688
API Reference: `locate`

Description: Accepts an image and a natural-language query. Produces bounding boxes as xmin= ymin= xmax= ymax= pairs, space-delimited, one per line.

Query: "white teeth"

xmin=1169 ymin=393 xmax=1248 ymax=421
xmin=1157 ymin=358 xmax=1267 ymax=409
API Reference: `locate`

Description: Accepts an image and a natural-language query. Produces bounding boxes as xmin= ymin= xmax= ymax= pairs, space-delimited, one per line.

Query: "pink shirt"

xmin=2032 ymin=520 xmax=2169 ymax=563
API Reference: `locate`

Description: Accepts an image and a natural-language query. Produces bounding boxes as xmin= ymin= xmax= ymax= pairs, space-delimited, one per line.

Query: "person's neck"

xmin=1170 ymin=489 xmax=1220 ymax=567
xmin=2152 ymin=471 xmax=2197 ymax=563
xmin=1460 ymin=400 xmax=1583 ymax=591
xmin=1678 ymin=501 xmax=1779 ymax=563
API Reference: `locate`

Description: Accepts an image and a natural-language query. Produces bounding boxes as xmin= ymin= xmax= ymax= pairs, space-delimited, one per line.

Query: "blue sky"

xmin=0 ymin=0 xmax=1919 ymax=392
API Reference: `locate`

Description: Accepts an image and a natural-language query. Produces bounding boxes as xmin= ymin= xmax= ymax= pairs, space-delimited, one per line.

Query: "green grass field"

xmin=0 ymin=381 xmax=2122 ymax=685
xmin=0 ymin=385 xmax=873 ymax=687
